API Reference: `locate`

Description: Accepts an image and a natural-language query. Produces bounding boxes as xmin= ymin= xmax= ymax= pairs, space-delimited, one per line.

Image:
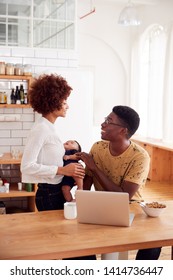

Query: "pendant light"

xmin=118 ymin=1 xmax=141 ymax=26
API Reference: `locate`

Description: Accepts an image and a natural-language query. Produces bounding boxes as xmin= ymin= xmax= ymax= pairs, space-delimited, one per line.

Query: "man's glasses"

xmin=104 ymin=117 xmax=125 ymax=127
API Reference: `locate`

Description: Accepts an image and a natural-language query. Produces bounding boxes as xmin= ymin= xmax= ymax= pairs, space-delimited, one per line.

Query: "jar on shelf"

xmin=23 ymin=64 xmax=32 ymax=76
xmin=15 ymin=64 xmax=24 ymax=75
xmin=5 ymin=63 xmax=14 ymax=75
xmin=0 ymin=62 xmax=5 ymax=75
xmin=0 ymin=92 xmax=7 ymax=104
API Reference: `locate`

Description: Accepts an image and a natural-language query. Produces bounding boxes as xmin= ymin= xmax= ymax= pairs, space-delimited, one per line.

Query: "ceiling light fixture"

xmin=118 ymin=1 xmax=141 ymax=27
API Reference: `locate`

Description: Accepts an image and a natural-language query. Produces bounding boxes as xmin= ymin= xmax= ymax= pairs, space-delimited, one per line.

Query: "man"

xmin=79 ymin=105 xmax=161 ymax=260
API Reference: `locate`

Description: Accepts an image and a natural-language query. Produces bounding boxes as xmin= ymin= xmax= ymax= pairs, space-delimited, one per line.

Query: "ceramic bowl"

xmin=140 ymin=202 xmax=166 ymax=217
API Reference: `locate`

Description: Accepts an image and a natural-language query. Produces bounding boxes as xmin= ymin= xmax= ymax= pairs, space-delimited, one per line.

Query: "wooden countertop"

xmin=132 ymin=135 xmax=173 ymax=152
xmin=0 ymin=152 xmax=22 ymax=164
xmin=0 ymin=201 xmax=173 ymax=260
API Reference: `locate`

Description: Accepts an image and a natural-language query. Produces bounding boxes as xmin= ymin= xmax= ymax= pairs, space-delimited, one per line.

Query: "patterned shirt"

xmin=85 ymin=140 xmax=150 ymax=201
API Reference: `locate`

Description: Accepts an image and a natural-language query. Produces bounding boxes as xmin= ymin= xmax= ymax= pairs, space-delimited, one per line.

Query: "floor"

xmin=142 ymin=180 xmax=173 ymax=202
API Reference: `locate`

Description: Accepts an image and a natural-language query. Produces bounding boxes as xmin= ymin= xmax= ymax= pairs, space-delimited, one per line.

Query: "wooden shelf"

xmin=0 ymin=153 xmax=37 ymax=212
xmin=0 ymin=76 xmax=37 ymax=212
xmin=0 ymin=74 xmax=33 ymax=86
xmin=0 ymin=74 xmax=32 ymax=80
xmin=0 ymin=74 xmax=33 ymax=108
xmin=0 ymin=104 xmax=31 ymax=108
xmin=0 ymin=183 xmax=35 ymax=198
xmin=0 ymin=153 xmax=22 ymax=164
xmin=0 ymin=183 xmax=37 ymax=212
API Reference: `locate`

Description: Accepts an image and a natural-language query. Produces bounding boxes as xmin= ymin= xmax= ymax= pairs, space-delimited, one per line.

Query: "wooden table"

xmin=0 ymin=201 xmax=173 ymax=260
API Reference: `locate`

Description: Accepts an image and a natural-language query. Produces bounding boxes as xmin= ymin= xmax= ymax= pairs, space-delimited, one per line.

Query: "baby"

xmin=62 ymin=140 xmax=83 ymax=202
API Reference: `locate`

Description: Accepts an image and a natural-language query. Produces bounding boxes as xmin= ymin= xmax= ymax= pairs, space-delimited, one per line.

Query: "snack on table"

xmin=146 ymin=201 xmax=166 ymax=209
xmin=140 ymin=201 xmax=166 ymax=217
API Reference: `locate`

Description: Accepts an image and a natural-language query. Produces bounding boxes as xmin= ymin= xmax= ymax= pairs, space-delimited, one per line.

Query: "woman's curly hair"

xmin=28 ymin=74 xmax=72 ymax=114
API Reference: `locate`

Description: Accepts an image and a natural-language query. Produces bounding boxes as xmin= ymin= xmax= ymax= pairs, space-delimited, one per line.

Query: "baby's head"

xmin=64 ymin=140 xmax=81 ymax=152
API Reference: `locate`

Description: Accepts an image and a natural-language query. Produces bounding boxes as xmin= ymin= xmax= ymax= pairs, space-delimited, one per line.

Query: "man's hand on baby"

xmin=63 ymin=154 xmax=80 ymax=161
xmin=76 ymin=152 xmax=96 ymax=171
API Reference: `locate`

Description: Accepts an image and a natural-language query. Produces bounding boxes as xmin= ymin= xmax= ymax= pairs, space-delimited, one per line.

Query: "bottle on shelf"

xmin=15 ymin=85 xmax=21 ymax=104
xmin=24 ymin=92 xmax=28 ymax=104
xmin=20 ymin=84 xmax=24 ymax=104
xmin=0 ymin=178 xmax=3 ymax=186
xmin=10 ymin=88 xmax=16 ymax=104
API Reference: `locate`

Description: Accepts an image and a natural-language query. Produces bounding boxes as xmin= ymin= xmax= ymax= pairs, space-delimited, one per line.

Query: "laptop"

xmin=75 ymin=190 xmax=135 ymax=227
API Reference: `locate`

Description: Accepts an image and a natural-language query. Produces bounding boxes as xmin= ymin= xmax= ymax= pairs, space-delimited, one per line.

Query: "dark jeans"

xmin=65 ymin=248 xmax=162 ymax=261
xmin=64 ymin=248 xmax=162 ymax=261
xmin=63 ymin=255 xmax=97 ymax=260
xmin=36 ymin=183 xmax=65 ymax=211
xmin=136 ymin=247 xmax=162 ymax=260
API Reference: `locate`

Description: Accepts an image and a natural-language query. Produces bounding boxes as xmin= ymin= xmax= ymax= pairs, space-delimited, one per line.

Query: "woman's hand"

xmin=57 ymin=162 xmax=85 ymax=178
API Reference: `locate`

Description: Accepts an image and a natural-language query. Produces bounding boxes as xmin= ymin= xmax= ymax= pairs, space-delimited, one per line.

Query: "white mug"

xmin=64 ymin=202 xmax=77 ymax=219
xmin=18 ymin=182 xmax=22 ymax=191
xmin=4 ymin=183 xmax=9 ymax=193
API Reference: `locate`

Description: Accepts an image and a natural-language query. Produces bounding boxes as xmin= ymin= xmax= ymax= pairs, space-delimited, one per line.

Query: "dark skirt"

xmin=36 ymin=183 xmax=65 ymax=211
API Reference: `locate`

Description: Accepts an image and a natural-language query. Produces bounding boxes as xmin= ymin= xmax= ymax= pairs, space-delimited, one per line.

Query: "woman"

xmin=21 ymin=74 xmax=85 ymax=211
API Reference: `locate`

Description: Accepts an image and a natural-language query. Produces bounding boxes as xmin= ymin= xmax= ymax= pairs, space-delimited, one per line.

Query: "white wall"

xmin=54 ymin=68 xmax=94 ymax=152
xmin=77 ymin=0 xmax=130 ymax=128
xmin=77 ymin=0 xmax=173 ymax=141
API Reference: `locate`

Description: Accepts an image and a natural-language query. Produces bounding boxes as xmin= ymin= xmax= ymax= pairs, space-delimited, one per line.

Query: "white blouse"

xmin=21 ymin=116 xmax=65 ymax=184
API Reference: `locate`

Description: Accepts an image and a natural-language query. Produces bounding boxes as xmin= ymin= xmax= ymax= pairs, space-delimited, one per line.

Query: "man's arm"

xmin=79 ymin=152 xmax=139 ymax=199
xmin=89 ymin=161 xmax=139 ymax=199
xmin=83 ymin=174 xmax=93 ymax=190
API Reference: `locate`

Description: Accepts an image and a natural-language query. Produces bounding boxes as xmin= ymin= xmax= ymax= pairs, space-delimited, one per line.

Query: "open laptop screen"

xmin=75 ymin=190 xmax=134 ymax=227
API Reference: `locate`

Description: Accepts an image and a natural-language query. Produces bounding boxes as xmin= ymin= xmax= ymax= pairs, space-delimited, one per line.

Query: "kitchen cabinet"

xmin=0 ymin=153 xmax=37 ymax=212
xmin=0 ymin=74 xmax=33 ymax=108
xmin=132 ymin=136 xmax=173 ymax=182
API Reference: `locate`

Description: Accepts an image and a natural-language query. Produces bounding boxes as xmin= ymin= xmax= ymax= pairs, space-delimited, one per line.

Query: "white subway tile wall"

xmin=0 ymin=46 xmax=78 ymax=210
xmin=0 ymin=46 xmax=78 ymax=154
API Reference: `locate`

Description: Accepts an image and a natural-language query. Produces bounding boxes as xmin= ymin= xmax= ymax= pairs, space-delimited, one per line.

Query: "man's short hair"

xmin=112 ymin=105 xmax=140 ymax=138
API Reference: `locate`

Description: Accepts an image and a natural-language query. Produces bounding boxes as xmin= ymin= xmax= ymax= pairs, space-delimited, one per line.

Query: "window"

xmin=131 ymin=24 xmax=168 ymax=140
xmin=0 ymin=0 xmax=75 ymax=49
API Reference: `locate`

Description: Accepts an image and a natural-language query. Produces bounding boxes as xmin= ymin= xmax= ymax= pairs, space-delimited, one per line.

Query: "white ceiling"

xmin=98 ymin=0 xmax=162 ymax=5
